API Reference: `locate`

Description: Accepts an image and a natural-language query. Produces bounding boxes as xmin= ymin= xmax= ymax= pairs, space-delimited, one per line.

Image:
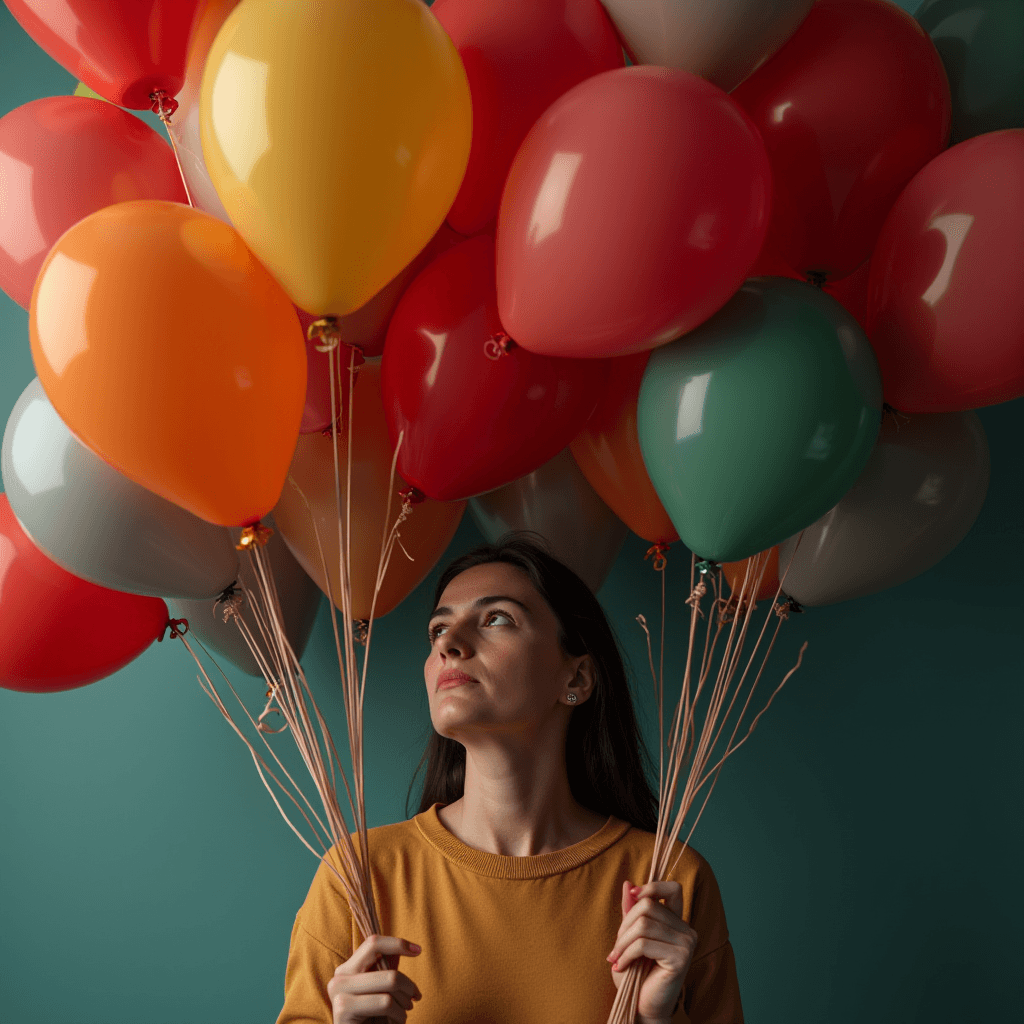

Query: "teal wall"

xmin=2 ymin=3 xmax=1021 ymax=1022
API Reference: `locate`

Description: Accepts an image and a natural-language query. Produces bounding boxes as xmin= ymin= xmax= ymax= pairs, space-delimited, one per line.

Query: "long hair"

xmin=405 ymin=533 xmax=660 ymax=834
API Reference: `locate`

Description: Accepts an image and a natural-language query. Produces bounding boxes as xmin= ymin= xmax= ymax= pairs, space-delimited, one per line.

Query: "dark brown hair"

xmin=405 ymin=533 xmax=659 ymax=833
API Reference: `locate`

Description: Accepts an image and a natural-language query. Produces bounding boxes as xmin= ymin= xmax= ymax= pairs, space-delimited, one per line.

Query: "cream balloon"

xmin=600 ymin=0 xmax=813 ymax=92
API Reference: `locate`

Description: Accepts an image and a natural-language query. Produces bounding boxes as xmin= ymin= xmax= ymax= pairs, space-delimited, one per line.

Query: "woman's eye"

xmin=428 ymin=624 xmax=447 ymax=643
xmin=485 ymin=610 xmax=514 ymax=627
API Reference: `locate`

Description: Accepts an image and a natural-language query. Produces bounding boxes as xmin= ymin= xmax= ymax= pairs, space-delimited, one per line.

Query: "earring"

xmin=567 ymin=693 xmax=578 ymax=704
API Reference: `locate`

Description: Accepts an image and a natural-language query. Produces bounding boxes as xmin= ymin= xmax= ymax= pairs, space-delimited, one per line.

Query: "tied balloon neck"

xmin=882 ymin=402 xmax=911 ymax=431
xmin=214 ymin=580 xmax=245 ymax=623
xmin=353 ymin=619 xmax=370 ymax=645
xmin=645 ymin=542 xmax=671 ymax=572
xmin=694 ymin=559 xmax=719 ymax=576
xmin=307 ymin=316 xmax=365 ymax=365
xmin=805 ymin=270 xmax=828 ymax=289
xmin=773 ymin=596 xmax=804 ymax=621
xmin=236 ymin=522 xmax=275 ymax=551
xmin=484 ymin=331 xmax=516 ymax=360
xmin=149 ymin=89 xmax=179 ymax=124
xmin=158 ymin=617 xmax=190 ymax=642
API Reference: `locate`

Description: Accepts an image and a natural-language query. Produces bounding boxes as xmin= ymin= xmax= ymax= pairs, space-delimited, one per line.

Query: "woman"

xmin=277 ymin=536 xmax=743 ymax=1024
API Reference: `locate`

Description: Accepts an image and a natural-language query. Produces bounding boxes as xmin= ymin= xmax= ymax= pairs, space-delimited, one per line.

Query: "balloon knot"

xmin=353 ymin=619 xmax=370 ymax=645
xmin=694 ymin=559 xmax=718 ymax=576
xmin=805 ymin=270 xmax=827 ymax=289
xmin=398 ymin=486 xmax=425 ymax=505
xmin=882 ymin=402 xmax=911 ymax=431
xmin=149 ymin=89 xmax=179 ymax=122
xmin=644 ymin=543 xmax=670 ymax=572
xmin=236 ymin=522 xmax=274 ymax=550
xmin=158 ymin=617 xmax=189 ymax=642
xmin=685 ymin=580 xmax=707 ymax=618
xmin=773 ymin=596 xmax=803 ymax=621
xmin=484 ymin=331 xmax=516 ymax=360
xmin=214 ymin=580 xmax=245 ymax=622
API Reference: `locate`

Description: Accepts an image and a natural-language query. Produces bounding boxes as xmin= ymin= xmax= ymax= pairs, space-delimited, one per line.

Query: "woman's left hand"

xmin=607 ymin=879 xmax=699 ymax=1023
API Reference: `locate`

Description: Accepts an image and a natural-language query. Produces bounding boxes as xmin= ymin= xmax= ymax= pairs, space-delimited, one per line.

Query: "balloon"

xmin=569 ymin=352 xmax=678 ymax=545
xmin=496 ymin=66 xmax=771 ymax=360
xmin=3 ymin=0 xmax=202 ymax=109
xmin=2 ymin=378 xmax=239 ymax=599
xmin=732 ymin=0 xmax=951 ymax=282
xmin=777 ymin=410 xmax=990 ymax=606
xmin=168 ymin=514 xmax=322 ymax=678
xmin=600 ymin=0 xmax=813 ymax=93
xmin=198 ymin=0 xmax=472 ymax=316
xmin=823 ymin=261 xmax=871 ymax=335
xmin=917 ymin=0 xmax=1024 ymax=144
xmin=0 ymin=493 xmax=169 ymax=693
xmin=297 ymin=222 xmax=465 ymax=433
xmin=273 ymin=361 xmax=465 ymax=620
xmin=29 ymin=200 xmax=306 ymax=528
xmin=866 ymin=129 xmax=1024 ymax=413
xmin=468 ymin=448 xmax=628 ymax=594
xmin=431 ymin=0 xmax=623 ymax=236
xmin=0 ymin=96 xmax=188 ymax=309
xmin=382 ymin=234 xmax=607 ymax=501
xmin=165 ymin=0 xmax=240 ymax=222
xmin=637 ymin=278 xmax=882 ymax=563
xmin=721 ymin=547 xmax=781 ymax=603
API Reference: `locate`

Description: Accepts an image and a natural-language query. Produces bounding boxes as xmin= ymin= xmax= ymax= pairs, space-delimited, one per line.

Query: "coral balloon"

xmin=866 ymin=129 xmax=1024 ymax=413
xmin=30 ymin=201 xmax=306 ymax=528
xmin=0 ymin=96 xmax=188 ymax=309
xmin=3 ymin=0 xmax=202 ymax=109
xmin=431 ymin=0 xmax=623 ymax=236
xmin=199 ymin=0 xmax=472 ymax=316
xmin=721 ymin=547 xmax=780 ymax=603
xmin=497 ymin=66 xmax=771 ymax=359
xmin=298 ymin=223 xmax=465 ymax=433
xmin=569 ymin=352 xmax=678 ymax=545
xmin=273 ymin=362 xmax=465 ymax=620
xmin=732 ymin=0 xmax=951 ymax=282
xmin=0 ymin=494 xmax=169 ymax=693
xmin=383 ymin=234 xmax=608 ymax=501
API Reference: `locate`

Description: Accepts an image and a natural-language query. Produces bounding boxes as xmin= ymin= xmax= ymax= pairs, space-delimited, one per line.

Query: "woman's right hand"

xmin=328 ymin=934 xmax=423 ymax=1023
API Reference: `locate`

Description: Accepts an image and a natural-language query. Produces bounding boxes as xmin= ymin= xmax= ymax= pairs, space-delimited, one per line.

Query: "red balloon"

xmin=297 ymin=223 xmax=464 ymax=433
xmin=866 ymin=129 xmax=1024 ymax=413
xmin=382 ymin=234 xmax=608 ymax=501
xmin=0 ymin=96 xmax=188 ymax=309
xmin=496 ymin=66 xmax=770 ymax=360
xmin=431 ymin=0 xmax=623 ymax=237
xmin=732 ymin=0 xmax=951 ymax=282
xmin=0 ymin=495 xmax=169 ymax=693
xmin=4 ymin=0 xmax=201 ymax=109
xmin=823 ymin=260 xmax=870 ymax=335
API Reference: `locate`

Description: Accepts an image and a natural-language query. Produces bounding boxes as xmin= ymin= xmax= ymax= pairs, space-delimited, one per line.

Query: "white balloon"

xmin=600 ymin=0 xmax=813 ymax=92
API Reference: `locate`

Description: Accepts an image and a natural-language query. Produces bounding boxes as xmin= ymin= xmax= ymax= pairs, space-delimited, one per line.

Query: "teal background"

xmin=2 ymin=3 xmax=1021 ymax=1022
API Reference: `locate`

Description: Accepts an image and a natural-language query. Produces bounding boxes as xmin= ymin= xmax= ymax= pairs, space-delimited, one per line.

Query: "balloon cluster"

xmin=2 ymin=0 xmax=1021 ymax=693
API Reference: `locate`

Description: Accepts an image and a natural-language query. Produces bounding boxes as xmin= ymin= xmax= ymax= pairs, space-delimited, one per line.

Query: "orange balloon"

xmin=273 ymin=360 xmax=465 ymax=619
xmin=570 ymin=351 xmax=678 ymax=545
xmin=30 ymin=200 xmax=306 ymax=527
xmin=721 ymin=546 xmax=780 ymax=602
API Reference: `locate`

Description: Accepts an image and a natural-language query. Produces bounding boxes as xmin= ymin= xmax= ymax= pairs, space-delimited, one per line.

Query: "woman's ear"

xmin=569 ymin=653 xmax=597 ymax=705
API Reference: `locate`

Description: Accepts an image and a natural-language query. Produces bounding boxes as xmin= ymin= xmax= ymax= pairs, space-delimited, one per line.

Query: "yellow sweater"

xmin=276 ymin=802 xmax=744 ymax=1023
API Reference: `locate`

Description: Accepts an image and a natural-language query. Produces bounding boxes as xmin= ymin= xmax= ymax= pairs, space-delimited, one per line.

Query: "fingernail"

xmin=409 ymin=942 xmax=422 ymax=953
xmin=630 ymin=886 xmax=641 ymax=897
xmin=606 ymin=953 xmax=615 ymax=962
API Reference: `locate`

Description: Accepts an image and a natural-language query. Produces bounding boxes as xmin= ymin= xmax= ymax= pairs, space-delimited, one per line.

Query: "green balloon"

xmin=917 ymin=0 xmax=1024 ymax=144
xmin=636 ymin=278 xmax=882 ymax=563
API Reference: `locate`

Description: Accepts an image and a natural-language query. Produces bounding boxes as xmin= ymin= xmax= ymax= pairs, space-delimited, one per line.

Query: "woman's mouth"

xmin=437 ymin=670 xmax=476 ymax=692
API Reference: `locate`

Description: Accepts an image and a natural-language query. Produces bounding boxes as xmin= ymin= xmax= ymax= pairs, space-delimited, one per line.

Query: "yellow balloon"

xmin=198 ymin=0 xmax=472 ymax=316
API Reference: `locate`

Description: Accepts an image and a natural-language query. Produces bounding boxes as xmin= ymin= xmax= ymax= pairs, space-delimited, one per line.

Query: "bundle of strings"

xmin=606 ymin=545 xmax=809 ymax=1024
xmin=171 ymin=339 xmax=412 ymax=997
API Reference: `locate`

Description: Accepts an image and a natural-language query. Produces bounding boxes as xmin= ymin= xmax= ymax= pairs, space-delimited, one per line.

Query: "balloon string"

xmin=150 ymin=89 xmax=195 ymax=209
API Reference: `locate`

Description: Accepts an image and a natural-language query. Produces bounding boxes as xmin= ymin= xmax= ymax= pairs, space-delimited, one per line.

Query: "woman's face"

xmin=424 ymin=561 xmax=588 ymax=740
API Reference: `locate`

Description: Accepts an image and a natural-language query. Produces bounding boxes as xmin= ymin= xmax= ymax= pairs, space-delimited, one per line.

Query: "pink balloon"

xmin=0 ymin=96 xmax=188 ymax=309
xmin=297 ymin=222 xmax=465 ymax=434
xmin=496 ymin=66 xmax=772 ymax=359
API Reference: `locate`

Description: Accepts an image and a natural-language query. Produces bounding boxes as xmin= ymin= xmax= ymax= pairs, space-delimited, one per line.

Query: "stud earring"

xmin=567 ymin=693 xmax=578 ymax=704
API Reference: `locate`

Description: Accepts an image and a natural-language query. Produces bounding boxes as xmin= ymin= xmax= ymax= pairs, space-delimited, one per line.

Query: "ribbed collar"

xmin=413 ymin=802 xmax=633 ymax=879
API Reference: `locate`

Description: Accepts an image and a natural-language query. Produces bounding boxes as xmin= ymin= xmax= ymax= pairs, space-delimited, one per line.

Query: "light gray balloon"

xmin=1 ymin=378 xmax=238 ymax=598
xmin=601 ymin=0 xmax=814 ymax=92
xmin=468 ymin=448 xmax=629 ymax=593
xmin=777 ymin=411 xmax=990 ymax=606
xmin=168 ymin=513 xmax=323 ymax=678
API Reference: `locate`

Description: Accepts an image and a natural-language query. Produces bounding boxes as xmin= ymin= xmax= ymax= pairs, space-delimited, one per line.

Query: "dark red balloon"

xmin=823 ymin=260 xmax=870 ymax=334
xmin=432 ymin=0 xmax=623 ymax=237
xmin=381 ymin=234 xmax=607 ymax=501
xmin=0 ymin=96 xmax=188 ymax=309
xmin=0 ymin=495 xmax=169 ymax=693
xmin=866 ymin=129 xmax=1024 ymax=413
xmin=733 ymin=0 xmax=951 ymax=282
xmin=4 ymin=0 xmax=202 ymax=109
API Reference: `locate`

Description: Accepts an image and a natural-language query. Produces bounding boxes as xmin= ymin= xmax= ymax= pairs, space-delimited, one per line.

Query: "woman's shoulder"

xmin=614 ymin=821 xmax=709 ymax=887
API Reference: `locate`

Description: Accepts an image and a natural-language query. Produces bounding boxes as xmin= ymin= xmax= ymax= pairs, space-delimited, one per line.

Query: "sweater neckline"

xmin=414 ymin=802 xmax=632 ymax=879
